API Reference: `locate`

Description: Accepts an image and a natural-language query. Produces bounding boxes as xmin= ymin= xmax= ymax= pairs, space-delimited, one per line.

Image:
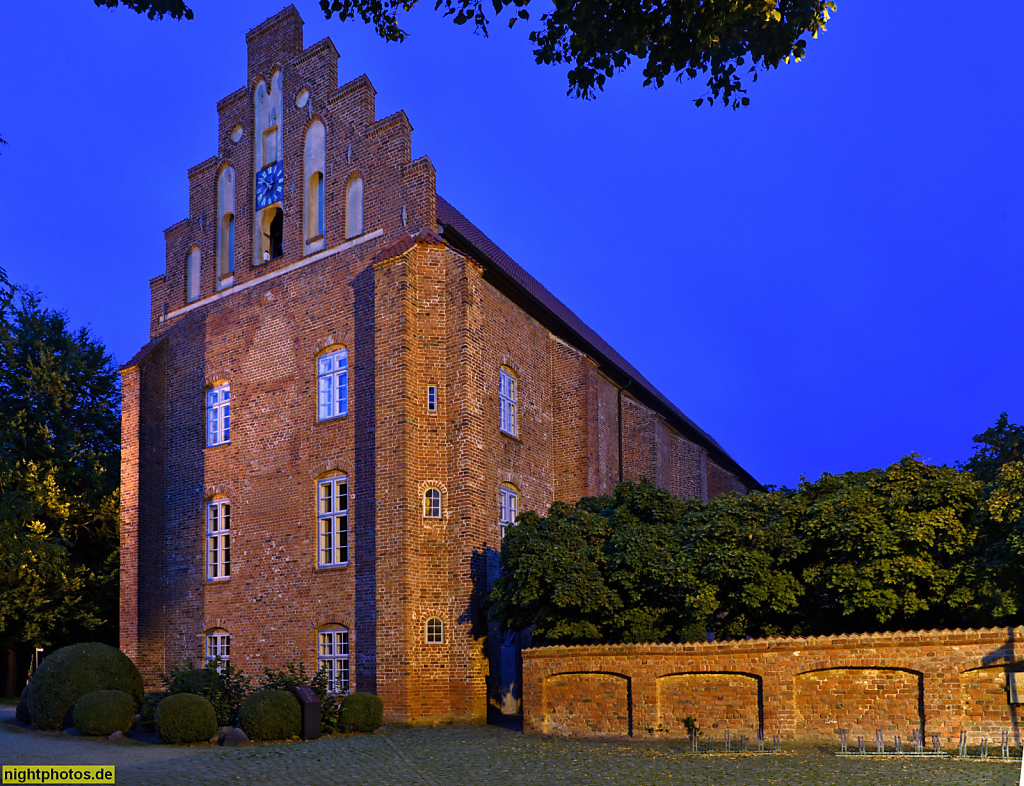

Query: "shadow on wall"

xmin=352 ymin=265 xmax=377 ymax=695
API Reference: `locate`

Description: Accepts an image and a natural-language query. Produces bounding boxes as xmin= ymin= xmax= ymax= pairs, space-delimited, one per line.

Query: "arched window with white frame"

xmin=318 ymin=474 xmax=349 ymax=567
xmin=499 ymin=485 xmax=518 ymax=540
xmin=206 ymin=498 xmax=230 ymax=579
xmin=205 ymin=628 xmax=230 ymax=672
xmin=318 ymin=626 xmax=350 ymax=694
xmin=317 ymin=348 xmax=348 ymax=420
xmin=345 ymin=176 xmax=363 ymax=238
xmin=426 ymin=617 xmax=444 ymax=644
xmin=499 ymin=367 xmax=517 ymax=437
xmin=424 ymin=487 xmax=442 ymax=519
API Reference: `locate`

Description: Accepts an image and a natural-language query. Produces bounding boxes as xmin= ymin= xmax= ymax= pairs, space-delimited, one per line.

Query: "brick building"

xmin=119 ymin=5 xmax=757 ymax=724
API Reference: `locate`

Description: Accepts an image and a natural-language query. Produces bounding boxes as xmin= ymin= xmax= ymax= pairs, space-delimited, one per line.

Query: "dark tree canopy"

xmin=0 ymin=287 xmax=121 ymax=650
xmin=91 ymin=0 xmax=836 ymax=106
xmin=491 ymin=418 xmax=1024 ymax=646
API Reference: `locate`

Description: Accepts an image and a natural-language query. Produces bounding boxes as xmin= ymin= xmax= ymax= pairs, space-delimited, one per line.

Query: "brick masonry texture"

xmin=119 ymin=5 xmax=754 ymax=725
xmin=522 ymin=627 xmax=1024 ymax=746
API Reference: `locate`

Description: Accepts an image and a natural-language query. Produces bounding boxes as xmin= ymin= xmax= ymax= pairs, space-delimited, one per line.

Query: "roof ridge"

xmin=435 ymin=194 xmax=756 ymax=489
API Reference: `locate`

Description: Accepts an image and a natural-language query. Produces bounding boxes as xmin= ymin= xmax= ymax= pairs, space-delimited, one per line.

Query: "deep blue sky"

xmin=1 ymin=2 xmax=1021 ymax=488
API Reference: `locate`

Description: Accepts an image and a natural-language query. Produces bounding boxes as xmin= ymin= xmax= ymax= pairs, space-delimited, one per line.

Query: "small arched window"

xmin=345 ymin=176 xmax=364 ymax=239
xmin=187 ymin=247 xmax=200 ymax=303
xmin=426 ymin=617 xmax=444 ymax=644
xmin=424 ymin=488 xmax=442 ymax=519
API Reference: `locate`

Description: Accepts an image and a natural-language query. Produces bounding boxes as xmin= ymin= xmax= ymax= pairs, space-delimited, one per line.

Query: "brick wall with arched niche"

xmin=794 ymin=668 xmax=923 ymax=741
xmin=542 ymin=672 xmax=631 ymax=736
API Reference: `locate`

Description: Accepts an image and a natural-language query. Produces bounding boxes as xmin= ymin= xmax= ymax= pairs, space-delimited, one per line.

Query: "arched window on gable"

xmin=187 ymin=247 xmax=200 ymax=303
xmin=217 ymin=166 xmax=236 ymax=285
xmin=345 ymin=176 xmax=363 ymax=239
xmin=304 ymin=119 xmax=326 ymax=252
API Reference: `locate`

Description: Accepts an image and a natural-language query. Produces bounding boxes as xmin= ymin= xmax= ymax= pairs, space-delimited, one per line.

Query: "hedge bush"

xmin=16 ymin=686 xmax=31 ymax=724
xmin=237 ymin=690 xmax=301 ymax=741
xmin=161 ymin=658 xmax=250 ymax=727
xmin=73 ymin=690 xmax=135 ymax=736
xmin=154 ymin=693 xmax=217 ymax=744
xmin=28 ymin=643 xmax=143 ymax=730
xmin=339 ymin=692 xmax=383 ymax=733
xmin=260 ymin=661 xmax=340 ymax=733
xmin=140 ymin=691 xmax=169 ymax=731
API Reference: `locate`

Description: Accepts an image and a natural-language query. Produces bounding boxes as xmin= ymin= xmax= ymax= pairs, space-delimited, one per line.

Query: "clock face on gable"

xmin=256 ymin=161 xmax=284 ymax=209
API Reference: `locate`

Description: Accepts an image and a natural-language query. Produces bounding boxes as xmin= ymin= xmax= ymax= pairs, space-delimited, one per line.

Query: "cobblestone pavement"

xmin=1 ymin=714 xmax=1019 ymax=785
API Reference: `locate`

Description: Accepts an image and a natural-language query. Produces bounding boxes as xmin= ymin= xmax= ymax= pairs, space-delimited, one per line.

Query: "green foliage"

xmin=72 ymin=689 xmax=135 ymax=736
xmin=339 ymin=692 xmax=383 ymax=733
xmin=0 ymin=288 xmax=121 ymax=652
xmin=160 ymin=657 xmax=250 ymax=727
xmin=237 ymin=690 xmax=301 ymax=741
xmin=139 ymin=691 xmax=169 ymax=731
xmin=27 ymin=643 xmax=142 ymax=730
xmin=91 ymin=0 xmax=192 ymax=20
xmin=260 ymin=661 xmax=340 ymax=734
xmin=98 ymin=0 xmax=835 ymax=106
xmin=154 ymin=693 xmax=217 ymax=744
xmin=492 ymin=438 xmax=1019 ymax=644
xmin=960 ymin=413 xmax=1024 ymax=486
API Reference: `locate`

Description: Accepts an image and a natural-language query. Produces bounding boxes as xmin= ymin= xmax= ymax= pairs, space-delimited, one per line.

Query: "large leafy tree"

xmin=0 ymin=285 xmax=121 ymax=652
xmin=492 ymin=453 xmax=1001 ymax=645
xmin=92 ymin=0 xmax=835 ymax=106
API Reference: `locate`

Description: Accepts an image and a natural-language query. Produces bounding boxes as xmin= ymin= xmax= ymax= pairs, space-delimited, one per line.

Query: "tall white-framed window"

xmin=426 ymin=617 xmax=444 ymax=644
xmin=205 ymin=629 xmax=230 ymax=672
xmin=317 ymin=349 xmax=348 ymax=420
xmin=499 ymin=367 xmax=517 ymax=437
xmin=318 ymin=475 xmax=349 ymax=567
xmin=318 ymin=627 xmax=350 ymax=694
xmin=424 ymin=488 xmax=442 ymax=519
xmin=427 ymin=385 xmax=437 ymax=413
xmin=206 ymin=383 xmax=231 ymax=446
xmin=499 ymin=485 xmax=518 ymax=540
xmin=206 ymin=499 xmax=230 ymax=580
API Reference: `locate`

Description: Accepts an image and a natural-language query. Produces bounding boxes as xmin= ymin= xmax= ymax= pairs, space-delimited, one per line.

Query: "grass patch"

xmin=0 ymin=697 xmax=21 ymax=707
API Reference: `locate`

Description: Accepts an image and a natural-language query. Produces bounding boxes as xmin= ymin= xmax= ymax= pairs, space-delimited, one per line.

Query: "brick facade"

xmin=119 ymin=5 xmax=755 ymax=725
xmin=522 ymin=627 xmax=1024 ymax=745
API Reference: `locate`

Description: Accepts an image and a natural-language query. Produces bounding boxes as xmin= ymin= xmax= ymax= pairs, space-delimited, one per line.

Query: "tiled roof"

xmin=436 ymin=195 xmax=757 ymax=490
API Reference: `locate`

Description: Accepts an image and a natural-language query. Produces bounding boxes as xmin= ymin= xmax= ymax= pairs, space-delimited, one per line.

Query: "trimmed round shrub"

xmin=73 ymin=690 xmax=135 ymax=736
xmin=154 ymin=693 xmax=217 ymax=744
xmin=237 ymin=689 xmax=301 ymax=741
xmin=15 ymin=686 xmax=31 ymax=724
xmin=339 ymin=692 xmax=383 ymax=733
xmin=28 ymin=643 xmax=143 ymax=730
xmin=140 ymin=691 xmax=169 ymax=731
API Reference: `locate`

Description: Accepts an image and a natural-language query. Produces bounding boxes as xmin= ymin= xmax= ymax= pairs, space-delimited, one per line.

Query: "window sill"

xmin=205 ymin=441 xmax=231 ymax=450
xmin=217 ymin=276 xmax=234 ymax=290
xmin=206 ymin=577 xmax=230 ymax=584
xmin=500 ymin=430 xmax=522 ymax=445
xmin=316 ymin=413 xmax=349 ymax=424
xmin=316 ymin=563 xmax=350 ymax=571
